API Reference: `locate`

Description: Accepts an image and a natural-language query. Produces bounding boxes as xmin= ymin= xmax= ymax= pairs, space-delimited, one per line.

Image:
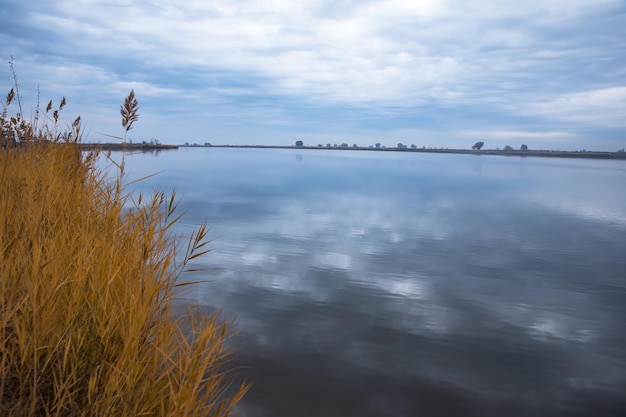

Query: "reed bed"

xmin=0 ymin=87 xmax=247 ymax=416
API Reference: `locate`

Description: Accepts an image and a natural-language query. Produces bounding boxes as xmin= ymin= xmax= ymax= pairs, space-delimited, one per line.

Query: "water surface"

xmin=120 ymin=148 xmax=626 ymax=417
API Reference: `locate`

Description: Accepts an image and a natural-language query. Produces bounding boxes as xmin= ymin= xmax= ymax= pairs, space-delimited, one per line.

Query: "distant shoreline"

xmin=186 ymin=144 xmax=626 ymax=160
xmin=78 ymin=143 xmax=178 ymax=151
xmin=82 ymin=143 xmax=626 ymax=160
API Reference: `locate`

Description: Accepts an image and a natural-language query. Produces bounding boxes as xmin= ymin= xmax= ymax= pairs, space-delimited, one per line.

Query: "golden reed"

xmin=1 ymin=82 xmax=248 ymax=416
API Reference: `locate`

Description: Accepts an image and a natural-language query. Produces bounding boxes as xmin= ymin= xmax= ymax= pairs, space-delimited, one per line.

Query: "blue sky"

xmin=1 ymin=0 xmax=624 ymax=150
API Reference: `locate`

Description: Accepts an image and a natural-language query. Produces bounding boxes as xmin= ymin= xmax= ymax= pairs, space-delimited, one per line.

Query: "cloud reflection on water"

xmin=121 ymin=149 xmax=626 ymax=416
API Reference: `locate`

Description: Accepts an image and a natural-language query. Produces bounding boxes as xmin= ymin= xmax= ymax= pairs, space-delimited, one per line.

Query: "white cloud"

xmin=460 ymin=130 xmax=575 ymax=141
xmin=39 ymin=0 xmax=619 ymax=106
xmin=113 ymin=81 xmax=179 ymax=98
xmin=2 ymin=0 xmax=624 ymax=146
xmin=522 ymin=87 xmax=626 ymax=127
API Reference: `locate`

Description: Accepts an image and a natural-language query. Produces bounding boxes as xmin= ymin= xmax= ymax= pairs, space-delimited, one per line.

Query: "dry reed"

xmin=0 ymin=85 xmax=248 ymax=416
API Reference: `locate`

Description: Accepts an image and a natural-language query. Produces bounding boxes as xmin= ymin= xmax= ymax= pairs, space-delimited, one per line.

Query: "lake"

xmin=115 ymin=148 xmax=626 ymax=417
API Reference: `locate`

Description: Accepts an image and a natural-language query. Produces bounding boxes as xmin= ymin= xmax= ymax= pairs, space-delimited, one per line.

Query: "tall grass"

xmin=0 ymin=85 xmax=247 ymax=415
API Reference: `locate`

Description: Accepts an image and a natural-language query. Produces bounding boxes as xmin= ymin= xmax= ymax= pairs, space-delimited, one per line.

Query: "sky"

xmin=0 ymin=0 xmax=625 ymax=150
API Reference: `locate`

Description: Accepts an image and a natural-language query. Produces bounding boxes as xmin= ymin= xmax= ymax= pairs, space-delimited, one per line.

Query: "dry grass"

xmin=0 ymin=86 xmax=248 ymax=415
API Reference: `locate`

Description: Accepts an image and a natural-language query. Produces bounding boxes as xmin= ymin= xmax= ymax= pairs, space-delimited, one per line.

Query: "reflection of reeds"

xmin=0 ymin=86 xmax=247 ymax=415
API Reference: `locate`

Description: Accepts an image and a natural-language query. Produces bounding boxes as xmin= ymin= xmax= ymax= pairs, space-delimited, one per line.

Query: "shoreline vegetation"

xmin=1 ymin=86 xmax=247 ymax=415
xmin=82 ymin=142 xmax=626 ymax=160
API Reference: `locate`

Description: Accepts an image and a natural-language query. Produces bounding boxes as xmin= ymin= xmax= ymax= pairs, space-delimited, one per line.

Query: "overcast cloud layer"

xmin=1 ymin=0 xmax=625 ymax=149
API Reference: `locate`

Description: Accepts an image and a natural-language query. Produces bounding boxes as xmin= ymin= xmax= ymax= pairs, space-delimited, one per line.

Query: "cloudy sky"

xmin=1 ymin=0 xmax=624 ymax=150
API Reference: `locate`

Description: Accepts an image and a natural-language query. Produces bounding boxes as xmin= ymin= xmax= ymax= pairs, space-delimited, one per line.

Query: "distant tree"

xmin=504 ymin=145 xmax=513 ymax=151
xmin=340 ymin=143 xmax=348 ymax=148
xmin=472 ymin=141 xmax=484 ymax=150
xmin=397 ymin=143 xmax=406 ymax=149
xmin=295 ymin=140 xmax=304 ymax=147
xmin=411 ymin=144 xmax=417 ymax=149
xmin=375 ymin=143 xmax=381 ymax=148
xmin=326 ymin=143 xmax=331 ymax=147
xmin=520 ymin=144 xmax=528 ymax=151
xmin=353 ymin=143 xmax=358 ymax=148
xmin=618 ymin=148 xmax=625 ymax=153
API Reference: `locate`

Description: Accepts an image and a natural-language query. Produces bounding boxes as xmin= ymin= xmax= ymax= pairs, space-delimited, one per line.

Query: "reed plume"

xmin=120 ymin=89 xmax=139 ymax=143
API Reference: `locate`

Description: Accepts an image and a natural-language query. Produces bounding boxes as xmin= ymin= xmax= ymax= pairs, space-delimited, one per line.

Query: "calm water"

xmin=117 ymin=148 xmax=626 ymax=417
